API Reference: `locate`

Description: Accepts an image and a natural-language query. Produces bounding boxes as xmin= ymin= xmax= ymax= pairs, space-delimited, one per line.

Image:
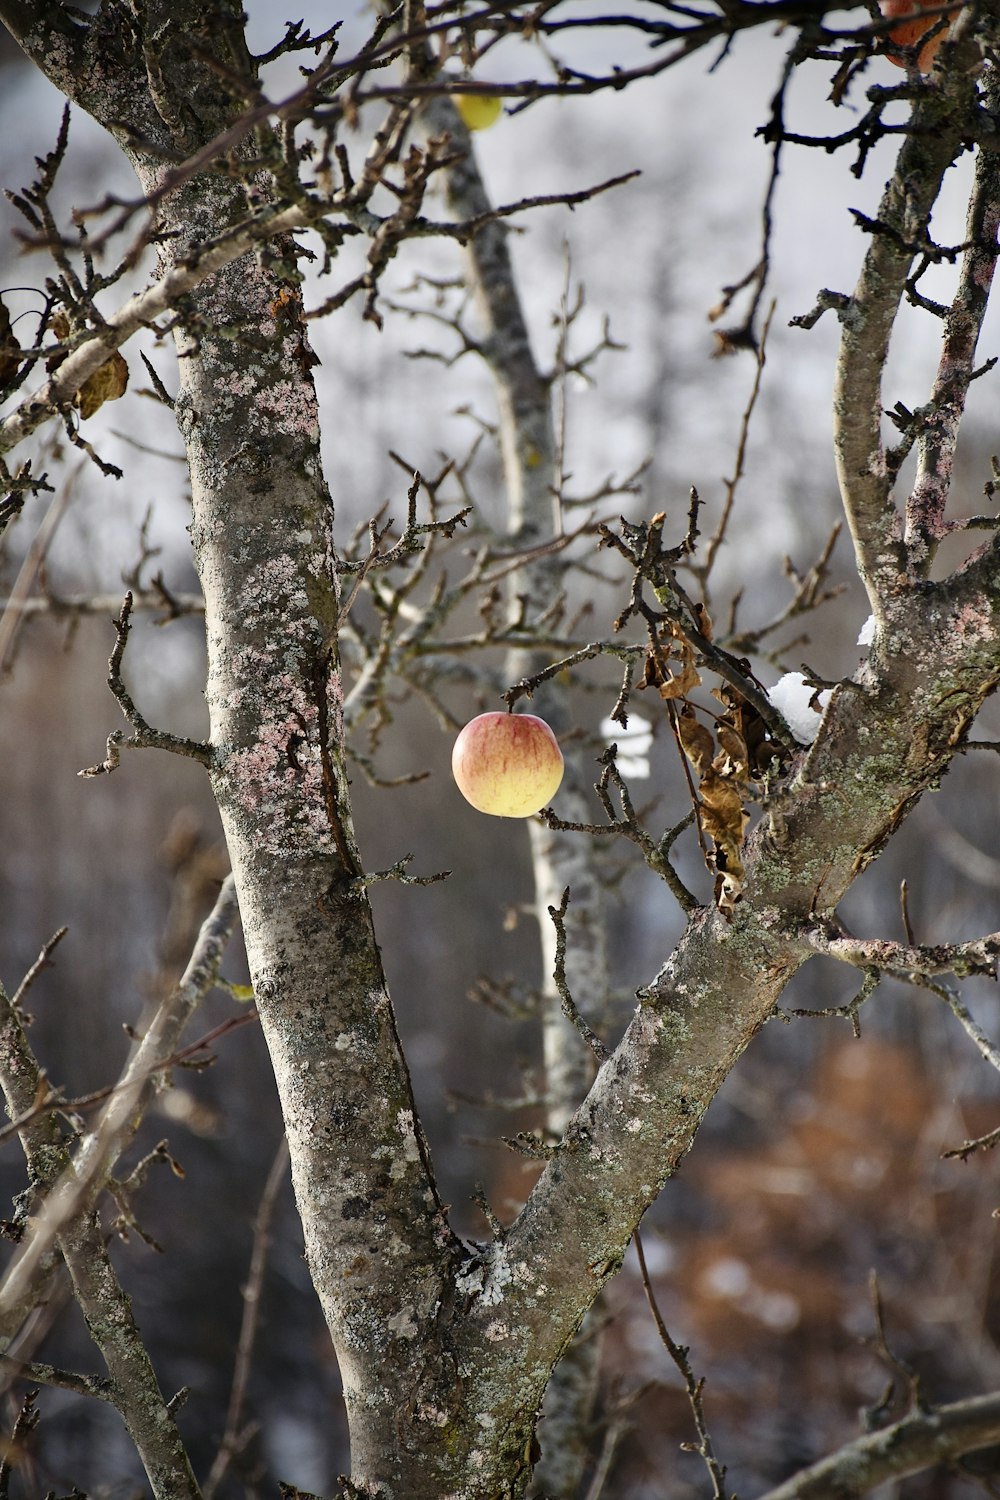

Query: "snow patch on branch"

xmin=767 ymin=673 xmax=832 ymax=746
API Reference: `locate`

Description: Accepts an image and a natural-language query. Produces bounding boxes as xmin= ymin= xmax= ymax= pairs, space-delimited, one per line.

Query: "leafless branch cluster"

xmin=0 ymin=878 xmax=241 ymax=1499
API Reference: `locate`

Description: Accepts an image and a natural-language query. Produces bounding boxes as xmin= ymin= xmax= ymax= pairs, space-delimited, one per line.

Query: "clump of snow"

xmin=857 ymin=615 xmax=876 ymax=646
xmin=599 ymin=714 xmax=653 ymax=778
xmin=768 ymin=673 xmax=832 ymax=746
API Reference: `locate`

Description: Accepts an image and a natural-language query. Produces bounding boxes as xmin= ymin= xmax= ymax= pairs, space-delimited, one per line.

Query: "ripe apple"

xmin=452 ymin=712 xmax=564 ymax=818
xmin=880 ymin=0 xmax=948 ymax=70
xmin=454 ymin=92 xmax=503 ymax=131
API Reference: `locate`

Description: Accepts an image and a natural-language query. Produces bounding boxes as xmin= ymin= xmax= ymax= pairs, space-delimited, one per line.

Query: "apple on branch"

xmin=451 ymin=712 xmax=564 ymax=818
xmin=880 ymin=0 xmax=950 ymax=70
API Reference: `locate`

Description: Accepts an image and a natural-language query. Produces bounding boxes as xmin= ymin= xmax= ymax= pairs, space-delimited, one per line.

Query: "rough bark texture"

xmin=832 ymin=20 xmax=984 ymax=609
xmin=4 ymin=4 xmax=1000 ymax=1498
xmin=115 ymin=41 xmax=470 ymax=1500
xmin=4 ymin=6 xmax=466 ymax=1491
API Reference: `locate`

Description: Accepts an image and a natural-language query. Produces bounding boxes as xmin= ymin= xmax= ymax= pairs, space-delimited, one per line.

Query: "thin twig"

xmin=203 ymin=1136 xmax=290 ymax=1499
xmin=754 ymin=1392 xmax=1000 ymax=1500
xmin=923 ymin=978 xmax=1000 ymax=1075
xmin=0 ymin=1390 xmax=39 ymax=1500
xmin=900 ymin=878 xmax=915 ymax=945
xmin=943 ymin=1124 xmax=1000 ymax=1162
xmin=541 ymin=770 xmax=699 ymax=913
xmin=0 ymin=467 xmax=79 ymax=676
xmin=78 ymin=593 xmax=213 ymax=775
xmin=0 ymin=1357 xmax=113 ymax=1402
xmin=548 ymin=890 xmax=608 ymax=1062
xmin=0 ymin=589 xmax=205 ymax=622
xmin=701 ymin=301 xmax=776 ymax=589
xmin=864 ymin=1269 xmax=926 ymax=1425
xmin=581 ymin=1416 xmax=629 ymax=1500
xmin=633 ymin=1229 xmax=731 ymax=1499
xmin=10 ymin=927 xmax=68 ymax=1013
xmin=0 ymin=1012 xmax=256 ymax=1153
xmin=802 ymin=919 xmax=1000 ymax=982
xmin=787 ymin=967 xmax=881 ymax=1038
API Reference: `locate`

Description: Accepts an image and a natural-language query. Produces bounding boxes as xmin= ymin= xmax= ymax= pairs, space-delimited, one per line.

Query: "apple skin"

xmin=455 ymin=92 xmax=503 ymax=131
xmin=880 ymin=0 xmax=947 ymax=69
xmin=452 ymin=712 xmax=564 ymax=818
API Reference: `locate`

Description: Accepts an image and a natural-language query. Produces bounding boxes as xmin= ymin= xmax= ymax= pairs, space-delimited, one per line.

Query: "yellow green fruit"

xmin=455 ymin=92 xmax=503 ymax=131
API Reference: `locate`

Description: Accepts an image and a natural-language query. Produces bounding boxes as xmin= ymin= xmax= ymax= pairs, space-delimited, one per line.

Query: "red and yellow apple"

xmin=451 ymin=712 xmax=563 ymax=818
xmin=880 ymin=0 xmax=949 ymax=70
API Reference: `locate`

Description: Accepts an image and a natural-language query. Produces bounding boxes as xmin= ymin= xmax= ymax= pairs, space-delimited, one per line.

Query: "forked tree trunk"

xmin=5 ymin=5 xmax=1000 ymax=1498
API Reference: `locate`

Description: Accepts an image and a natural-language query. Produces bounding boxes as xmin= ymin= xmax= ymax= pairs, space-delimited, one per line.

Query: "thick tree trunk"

xmin=0 ymin=7 xmax=469 ymax=1491
xmin=124 ymin=103 xmax=473 ymax=1500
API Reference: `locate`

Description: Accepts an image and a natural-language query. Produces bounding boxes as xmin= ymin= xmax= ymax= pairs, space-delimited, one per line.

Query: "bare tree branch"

xmin=0 ymin=465 xmax=80 ymax=676
xmin=832 ymin=16 xmax=984 ymax=612
xmin=0 ymin=973 xmax=212 ymax=1499
xmin=0 ymin=874 xmax=240 ymax=1337
xmin=756 ymin=1391 xmax=1000 ymax=1500
xmin=203 ymin=1136 xmax=290 ymax=1500
xmin=77 ymin=592 xmax=213 ymax=774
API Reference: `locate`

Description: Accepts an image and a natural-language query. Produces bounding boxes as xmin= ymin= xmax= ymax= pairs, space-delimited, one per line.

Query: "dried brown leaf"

xmin=0 ymin=298 xmax=21 ymax=389
xmin=640 ymin=623 xmax=702 ymax=701
xmin=714 ymin=723 xmax=749 ymax=781
xmin=76 ymin=350 xmax=129 ymax=418
xmin=699 ymin=770 xmax=748 ymax=857
xmin=713 ymin=682 xmax=788 ymax=779
xmin=714 ymin=870 xmax=742 ymax=917
xmin=657 ymin=666 xmax=699 ymax=701
xmin=677 ymin=705 xmax=715 ymax=775
xmin=46 ymin=311 xmax=71 ymax=378
xmin=676 ymin=705 xmax=751 ymax=917
xmin=692 ymin=601 xmax=713 ymax=640
xmin=44 ymin=314 xmax=129 ymax=417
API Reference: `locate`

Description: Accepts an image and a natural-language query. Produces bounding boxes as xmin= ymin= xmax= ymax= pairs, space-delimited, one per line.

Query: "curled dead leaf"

xmin=713 ymin=681 xmax=789 ymax=777
xmin=270 ymin=286 xmax=300 ymax=319
xmin=700 ymin=771 xmax=749 ymax=879
xmin=676 ymin=704 xmax=715 ymax=776
xmin=677 ymin=704 xmax=750 ymax=918
xmin=639 ymin=606 xmax=783 ymax=917
xmin=714 ymin=723 xmax=749 ymax=781
xmin=47 ymin=309 xmax=71 ymax=360
xmin=0 ymin=298 xmax=21 ymax=389
xmin=714 ymin=870 xmax=742 ymax=919
xmin=75 ymin=350 xmax=129 ymax=418
xmin=45 ymin=311 xmax=129 ymax=418
xmin=640 ymin=621 xmax=701 ymax=701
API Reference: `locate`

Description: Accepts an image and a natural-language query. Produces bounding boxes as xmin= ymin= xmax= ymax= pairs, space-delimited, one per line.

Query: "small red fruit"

xmin=451 ymin=712 xmax=564 ymax=818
